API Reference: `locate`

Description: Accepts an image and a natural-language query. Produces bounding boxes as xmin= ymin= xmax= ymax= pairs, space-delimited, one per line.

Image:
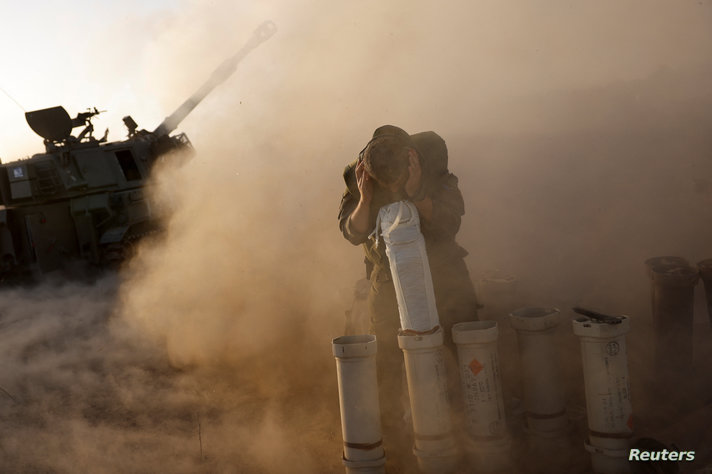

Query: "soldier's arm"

xmin=338 ymin=192 xmax=372 ymax=245
xmin=419 ymin=173 xmax=465 ymax=240
xmin=406 ymin=153 xmax=434 ymax=221
xmin=338 ymin=162 xmax=373 ymax=245
xmin=413 ymin=196 xmax=433 ymax=221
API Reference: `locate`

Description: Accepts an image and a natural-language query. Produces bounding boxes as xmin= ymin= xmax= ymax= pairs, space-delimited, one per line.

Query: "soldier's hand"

xmin=405 ymin=151 xmax=423 ymax=199
xmin=356 ymin=160 xmax=374 ymax=204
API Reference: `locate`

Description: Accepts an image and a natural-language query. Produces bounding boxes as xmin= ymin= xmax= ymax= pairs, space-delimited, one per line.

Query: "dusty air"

xmin=0 ymin=2 xmax=710 ymax=474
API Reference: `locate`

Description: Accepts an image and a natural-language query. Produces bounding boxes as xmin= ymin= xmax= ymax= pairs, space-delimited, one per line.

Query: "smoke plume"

xmin=0 ymin=0 xmax=711 ymax=471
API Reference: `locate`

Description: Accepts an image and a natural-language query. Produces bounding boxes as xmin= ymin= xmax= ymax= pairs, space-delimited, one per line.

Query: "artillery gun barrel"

xmin=153 ymin=20 xmax=277 ymax=137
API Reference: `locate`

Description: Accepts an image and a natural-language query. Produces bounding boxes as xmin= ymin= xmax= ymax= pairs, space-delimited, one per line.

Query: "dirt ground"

xmin=0 ymin=275 xmax=344 ymax=473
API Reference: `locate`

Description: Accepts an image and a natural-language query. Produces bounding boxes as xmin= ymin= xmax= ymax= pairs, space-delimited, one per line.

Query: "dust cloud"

xmin=0 ymin=0 xmax=711 ymax=472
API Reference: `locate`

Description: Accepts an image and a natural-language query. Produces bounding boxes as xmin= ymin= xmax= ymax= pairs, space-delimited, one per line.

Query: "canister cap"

xmin=509 ymin=307 xmax=560 ymax=331
xmin=452 ymin=320 xmax=498 ymax=344
xmin=332 ymin=334 xmax=377 ymax=358
xmin=572 ymin=315 xmax=630 ymax=338
xmin=644 ymin=256 xmax=690 ymax=279
xmin=651 ymin=265 xmax=699 ymax=287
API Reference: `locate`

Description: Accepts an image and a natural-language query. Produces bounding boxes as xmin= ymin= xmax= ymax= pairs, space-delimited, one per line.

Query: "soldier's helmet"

xmin=361 ymin=125 xmax=421 ymax=186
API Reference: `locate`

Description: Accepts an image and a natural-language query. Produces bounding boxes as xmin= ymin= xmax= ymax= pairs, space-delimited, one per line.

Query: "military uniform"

xmin=338 ymin=131 xmax=479 ymax=458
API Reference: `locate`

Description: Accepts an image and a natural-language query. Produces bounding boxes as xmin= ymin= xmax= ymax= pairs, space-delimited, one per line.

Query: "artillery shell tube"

xmin=643 ymin=256 xmax=691 ymax=335
xmin=378 ymin=201 xmax=440 ymax=332
xmin=698 ymin=259 xmax=712 ymax=326
xmin=573 ymin=316 xmax=633 ymax=474
xmin=398 ymin=328 xmax=459 ymax=473
xmin=509 ymin=307 xmax=568 ymax=434
xmin=452 ymin=321 xmax=512 ymax=472
xmin=648 ymin=263 xmax=698 ymax=376
xmin=332 ymin=335 xmax=386 ymax=474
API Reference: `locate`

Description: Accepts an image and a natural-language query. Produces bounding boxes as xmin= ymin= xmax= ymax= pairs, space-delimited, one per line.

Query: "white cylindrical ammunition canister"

xmin=509 ymin=307 xmax=568 ymax=434
xmin=452 ymin=321 xmax=512 ymax=472
xmin=573 ymin=316 xmax=633 ymax=474
xmin=332 ymin=335 xmax=386 ymax=474
xmin=398 ymin=328 xmax=459 ymax=473
xmin=378 ymin=201 xmax=440 ymax=332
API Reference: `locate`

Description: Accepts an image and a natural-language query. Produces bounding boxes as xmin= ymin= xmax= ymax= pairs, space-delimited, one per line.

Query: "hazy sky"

xmin=1 ymin=0 xmax=710 ymax=160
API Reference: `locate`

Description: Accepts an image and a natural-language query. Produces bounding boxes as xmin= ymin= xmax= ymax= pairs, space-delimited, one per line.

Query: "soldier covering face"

xmin=338 ymin=125 xmax=480 ymax=470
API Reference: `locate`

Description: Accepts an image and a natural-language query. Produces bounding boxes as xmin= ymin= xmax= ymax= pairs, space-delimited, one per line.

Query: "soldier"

xmin=338 ymin=125 xmax=479 ymax=462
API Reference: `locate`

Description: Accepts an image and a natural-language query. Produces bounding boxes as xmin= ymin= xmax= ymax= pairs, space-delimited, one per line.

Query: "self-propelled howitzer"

xmin=0 ymin=21 xmax=276 ymax=280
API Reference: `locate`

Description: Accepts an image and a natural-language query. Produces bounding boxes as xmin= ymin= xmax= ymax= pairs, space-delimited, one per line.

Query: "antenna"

xmin=0 ymin=85 xmax=26 ymax=112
